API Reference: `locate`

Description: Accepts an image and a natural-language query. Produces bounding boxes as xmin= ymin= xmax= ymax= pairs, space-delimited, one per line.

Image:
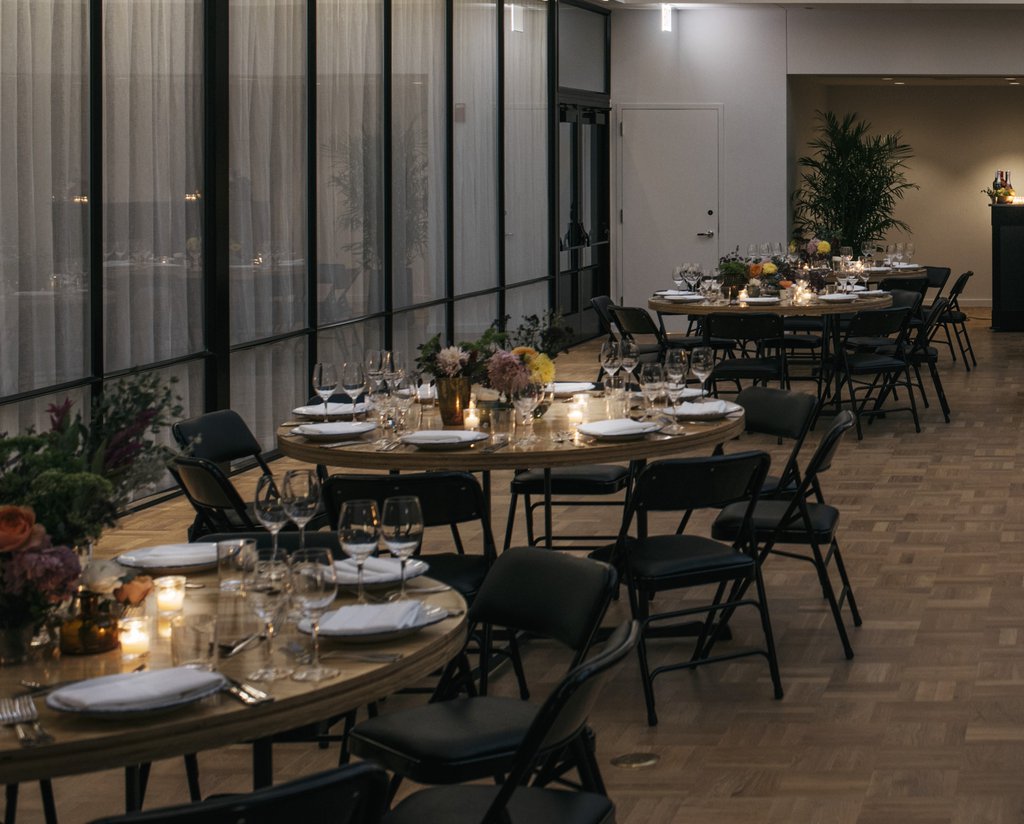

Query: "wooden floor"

xmin=20 ymin=307 xmax=1024 ymax=823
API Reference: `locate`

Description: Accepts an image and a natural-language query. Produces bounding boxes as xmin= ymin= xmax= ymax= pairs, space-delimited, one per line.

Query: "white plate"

xmin=858 ymin=290 xmax=888 ymax=297
xmin=662 ymin=294 xmax=706 ymax=303
xmin=891 ymin=262 xmax=919 ymax=269
xmin=299 ymin=603 xmax=450 ymax=644
xmin=817 ymin=293 xmax=860 ymax=303
xmin=47 ymin=671 xmax=226 ymax=719
xmin=292 ymin=421 xmax=377 ymax=441
xmin=653 ymin=290 xmax=696 ymax=297
xmin=741 ymin=297 xmax=780 ymax=305
xmin=115 ymin=543 xmax=218 ymax=574
xmin=864 ymin=266 xmax=891 ymax=273
xmin=547 ymin=381 xmax=598 ymax=397
xmin=292 ymin=402 xmax=369 ymax=419
xmin=400 ymin=430 xmax=489 ymax=451
xmin=577 ymin=419 xmax=663 ymax=441
xmin=666 ymin=400 xmax=743 ymax=420
xmin=666 ymin=387 xmax=704 ymax=402
xmin=335 ymin=556 xmax=429 ymax=586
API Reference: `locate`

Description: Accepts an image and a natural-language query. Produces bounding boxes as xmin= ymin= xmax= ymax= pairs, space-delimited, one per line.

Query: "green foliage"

xmin=793 ymin=111 xmax=918 ymax=251
xmin=503 ymin=311 xmax=573 ymax=358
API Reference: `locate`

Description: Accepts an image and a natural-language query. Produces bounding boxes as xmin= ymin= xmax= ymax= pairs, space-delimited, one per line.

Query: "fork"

xmin=15 ymin=696 xmax=53 ymax=744
xmin=0 ymin=697 xmax=36 ymax=747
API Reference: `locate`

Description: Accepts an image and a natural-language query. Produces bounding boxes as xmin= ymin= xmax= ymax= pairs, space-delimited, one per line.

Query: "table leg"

xmin=543 ymin=468 xmax=553 ymax=549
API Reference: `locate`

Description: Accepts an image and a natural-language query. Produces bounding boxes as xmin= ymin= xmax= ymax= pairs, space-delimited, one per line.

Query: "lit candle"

xmin=463 ymin=396 xmax=480 ymax=430
xmin=158 ymin=616 xmax=173 ymax=640
xmin=738 ymin=288 xmax=749 ymax=302
xmin=154 ymin=575 xmax=186 ymax=614
xmin=120 ymin=616 xmax=150 ymax=659
xmin=568 ymin=406 xmax=583 ymax=427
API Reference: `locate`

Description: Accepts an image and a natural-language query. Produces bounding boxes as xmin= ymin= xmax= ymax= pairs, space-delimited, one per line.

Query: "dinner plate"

xmin=891 ymin=262 xmax=919 ymax=269
xmin=335 ymin=556 xmax=429 ymax=586
xmin=741 ymin=296 xmax=780 ymax=305
xmin=665 ymin=399 xmax=743 ymax=420
xmin=577 ymin=419 xmax=663 ymax=441
xmin=292 ymin=402 xmax=369 ymax=419
xmin=292 ymin=421 xmax=377 ymax=441
xmin=816 ymin=293 xmax=859 ymax=303
xmin=400 ymin=430 xmax=489 ymax=451
xmin=547 ymin=381 xmax=599 ymax=397
xmin=864 ymin=266 xmax=890 ymax=273
xmin=662 ymin=294 xmax=705 ymax=303
xmin=115 ymin=543 xmax=218 ymax=575
xmin=653 ymin=290 xmax=697 ymax=297
xmin=858 ymin=290 xmax=888 ymax=297
xmin=299 ymin=603 xmax=450 ymax=644
xmin=46 ymin=670 xmax=226 ymax=719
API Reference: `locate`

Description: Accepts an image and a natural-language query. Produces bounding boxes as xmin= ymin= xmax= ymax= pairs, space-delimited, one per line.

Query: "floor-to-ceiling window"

xmin=0 ymin=0 xmax=608 ymax=478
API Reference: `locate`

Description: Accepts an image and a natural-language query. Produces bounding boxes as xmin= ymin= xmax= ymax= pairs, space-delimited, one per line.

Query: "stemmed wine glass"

xmin=281 ymin=469 xmax=320 ymax=553
xmin=664 ymin=349 xmax=689 ymax=423
xmin=392 ymin=376 xmax=418 ymax=434
xmin=311 ymin=363 xmax=338 ymax=422
xmin=254 ymin=475 xmax=288 ymax=555
xmin=690 ymin=347 xmax=715 ymax=402
xmin=639 ymin=363 xmax=665 ymax=420
xmin=619 ymin=340 xmax=639 ymax=388
xmin=380 ymin=496 xmax=424 ymax=601
xmin=904 ymin=242 xmax=915 ymax=264
xmin=513 ymin=384 xmax=542 ymax=445
xmin=861 ymin=241 xmax=874 ymax=264
xmin=599 ymin=340 xmax=620 ymax=391
xmin=290 ymin=547 xmax=339 ymax=683
xmin=893 ymin=242 xmax=905 ymax=267
xmin=339 ymin=362 xmax=365 ymax=416
xmin=365 ymin=350 xmax=385 ymax=391
xmin=244 ymin=547 xmax=293 ymax=682
xmin=672 ymin=265 xmax=686 ymax=291
xmin=338 ymin=499 xmax=380 ymax=605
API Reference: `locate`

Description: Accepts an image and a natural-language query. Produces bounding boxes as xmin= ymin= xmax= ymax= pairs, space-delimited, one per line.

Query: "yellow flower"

xmin=817 ymin=240 xmax=831 ymax=255
xmin=527 ymin=353 xmax=555 ymax=385
xmin=762 ymin=262 xmax=778 ymax=275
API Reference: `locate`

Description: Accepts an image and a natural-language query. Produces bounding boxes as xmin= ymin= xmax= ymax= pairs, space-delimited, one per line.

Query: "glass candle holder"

xmin=119 ymin=616 xmax=150 ymax=659
xmin=154 ymin=575 xmax=187 ymax=614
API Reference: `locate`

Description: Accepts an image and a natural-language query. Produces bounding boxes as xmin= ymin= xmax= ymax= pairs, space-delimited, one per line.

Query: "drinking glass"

xmin=392 ymin=376 xmax=418 ymax=433
xmin=639 ymin=363 xmax=665 ymax=419
xmin=861 ymin=241 xmax=874 ymax=263
xmin=747 ymin=243 xmax=758 ymax=259
xmin=365 ymin=350 xmax=385 ymax=390
xmin=664 ymin=349 xmax=689 ymax=409
xmin=893 ymin=242 xmax=905 ymax=266
xmin=904 ymin=242 xmax=915 ymax=263
xmin=690 ymin=347 xmax=715 ymax=401
xmin=338 ymin=499 xmax=380 ymax=604
xmin=513 ymin=384 xmax=542 ymax=445
xmin=254 ymin=475 xmax=288 ymax=555
xmin=290 ymin=547 xmax=339 ymax=683
xmin=672 ymin=265 xmax=685 ymax=291
xmin=311 ymin=363 xmax=338 ymax=421
xmin=599 ymin=340 xmax=620 ymax=384
xmin=840 ymin=247 xmax=853 ymax=270
xmin=282 ymin=469 xmax=320 ymax=552
xmin=380 ymin=496 xmax=424 ymax=601
xmin=619 ymin=340 xmax=639 ymax=387
xmin=244 ymin=547 xmax=293 ymax=681
xmin=339 ymin=362 xmax=365 ymax=413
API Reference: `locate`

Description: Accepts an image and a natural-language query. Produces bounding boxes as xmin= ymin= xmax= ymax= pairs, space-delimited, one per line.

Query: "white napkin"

xmin=319 ymin=601 xmax=425 ymax=634
xmin=404 ymin=431 xmax=466 ymax=443
xmin=53 ymin=668 xmax=225 ymax=710
xmin=118 ymin=544 xmax=217 ymax=567
xmin=582 ymin=420 xmax=648 ymax=436
xmin=673 ymin=401 xmax=729 ymax=418
xmin=654 ymin=289 xmax=694 ymax=296
xmin=293 ymin=402 xmax=363 ymax=417
xmin=335 ymin=556 xmax=427 ymax=584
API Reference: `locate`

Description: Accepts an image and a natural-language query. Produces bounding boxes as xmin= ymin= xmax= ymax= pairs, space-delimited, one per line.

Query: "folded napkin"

xmin=653 ymin=289 xmax=694 ymax=297
xmin=119 ymin=544 xmax=217 ymax=567
xmin=54 ymin=668 xmax=225 ymax=711
xmin=584 ymin=420 xmax=648 ymax=436
xmin=673 ymin=401 xmax=729 ymax=418
xmin=293 ymin=402 xmax=362 ymax=417
xmin=319 ymin=601 xmax=425 ymax=634
xmin=335 ymin=556 xmax=426 ymax=584
xmin=404 ymin=431 xmax=464 ymax=443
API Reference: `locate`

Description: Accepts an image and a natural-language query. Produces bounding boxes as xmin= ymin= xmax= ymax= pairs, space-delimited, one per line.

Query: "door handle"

xmin=696 ymin=230 xmax=715 ymax=238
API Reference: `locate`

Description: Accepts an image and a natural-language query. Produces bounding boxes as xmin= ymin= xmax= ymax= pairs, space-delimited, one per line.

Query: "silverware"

xmin=482 ymin=440 xmax=508 ymax=453
xmin=0 ymin=698 xmax=36 ymax=747
xmin=16 ymin=696 xmax=53 ymax=745
xmin=401 ymin=584 xmax=452 ymax=595
xmin=220 ymin=633 xmax=262 ymax=658
xmin=299 ymin=651 xmax=404 ymax=665
xmin=222 ymin=676 xmax=273 ymax=705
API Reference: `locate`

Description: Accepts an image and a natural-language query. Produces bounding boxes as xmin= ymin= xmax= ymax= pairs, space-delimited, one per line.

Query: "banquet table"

xmin=0 ymin=579 xmax=466 ymax=786
xmin=648 ymin=292 xmax=893 ymax=317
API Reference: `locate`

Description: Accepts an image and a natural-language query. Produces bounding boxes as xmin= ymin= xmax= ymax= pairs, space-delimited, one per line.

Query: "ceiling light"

xmin=661 ymin=4 xmax=672 ymax=32
xmin=893 ymin=81 xmax=905 ymax=85
xmin=881 ymin=77 xmax=892 ymax=81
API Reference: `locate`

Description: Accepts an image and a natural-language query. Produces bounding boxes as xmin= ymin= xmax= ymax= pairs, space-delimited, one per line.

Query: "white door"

xmin=619 ymin=106 xmax=720 ymax=307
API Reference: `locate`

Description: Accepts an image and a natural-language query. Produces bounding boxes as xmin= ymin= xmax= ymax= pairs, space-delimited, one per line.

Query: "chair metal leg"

xmin=502 ymin=491 xmax=520 ymax=553
xmin=927 ymin=360 xmax=951 ymax=422
xmin=807 ymin=538 xmax=855 ymax=660
xmin=752 ymin=567 xmax=784 ymax=699
xmin=4 ymin=783 xmax=16 ymax=824
xmin=635 ymin=620 xmax=660 ymax=727
xmin=252 ymin=738 xmax=273 ymax=789
xmin=184 ymin=754 xmax=201 ymax=802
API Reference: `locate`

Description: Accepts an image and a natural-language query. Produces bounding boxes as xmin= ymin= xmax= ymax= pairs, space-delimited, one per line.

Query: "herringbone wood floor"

xmin=21 ymin=308 xmax=1024 ymax=823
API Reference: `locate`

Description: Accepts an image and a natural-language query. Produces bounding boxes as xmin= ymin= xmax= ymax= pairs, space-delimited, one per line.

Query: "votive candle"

xmin=154 ymin=575 xmax=186 ymax=614
xmin=119 ymin=617 xmax=150 ymax=659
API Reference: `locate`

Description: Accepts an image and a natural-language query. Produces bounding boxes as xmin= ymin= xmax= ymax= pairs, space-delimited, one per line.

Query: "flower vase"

xmin=59 ymin=590 xmax=120 ymax=655
xmin=0 ymin=625 xmax=35 ymax=666
xmin=436 ymin=376 xmax=471 ymax=426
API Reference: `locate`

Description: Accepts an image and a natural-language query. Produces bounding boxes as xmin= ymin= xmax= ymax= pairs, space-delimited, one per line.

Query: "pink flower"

xmin=486 ymin=351 xmax=530 ymax=397
xmin=436 ymin=346 xmax=469 ymax=377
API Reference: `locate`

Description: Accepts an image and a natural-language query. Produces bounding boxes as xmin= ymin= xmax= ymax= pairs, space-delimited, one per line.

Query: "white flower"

xmin=81 ymin=559 xmax=128 ymax=595
xmin=436 ymin=346 xmax=469 ymax=377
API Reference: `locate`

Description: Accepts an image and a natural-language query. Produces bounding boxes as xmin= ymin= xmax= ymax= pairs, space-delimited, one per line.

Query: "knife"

xmin=222 ymin=676 xmax=273 ymax=705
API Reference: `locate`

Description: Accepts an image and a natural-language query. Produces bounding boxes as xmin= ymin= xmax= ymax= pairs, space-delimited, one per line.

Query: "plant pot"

xmin=435 ymin=376 xmax=472 ymax=426
xmin=0 ymin=625 xmax=35 ymax=666
xmin=59 ymin=590 xmax=120 ymax=655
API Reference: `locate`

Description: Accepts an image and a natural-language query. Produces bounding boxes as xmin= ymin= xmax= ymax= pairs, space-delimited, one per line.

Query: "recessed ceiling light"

xmin=893 ymin=81 xmax=905 ymax=86
xmin=1012 ymin=82 xmax=1021 ymax=86
xmin=1006 ymin=77 xmax=1016 ymax=81
xmin=881 ymin=77 xmax=893 ymax=81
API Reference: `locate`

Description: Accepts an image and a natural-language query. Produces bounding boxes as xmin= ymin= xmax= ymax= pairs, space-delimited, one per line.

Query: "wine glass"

xmin=311 ymin=363 xmax=338 ymax=422
xmin=861 ymin=242 xmax=874 ymax=265
xmin=639 ymin=363 xmax=665 ymax=420
xmin=392 ymin=375 xmax=418 ymax=433
xmin=599 ymin=340 xmax=620 ymax=386
xmin=290 ymin=547 xmax=339 ymax=683
xmin=282 ymin=469 xmax=320 ymax=552
xmin=840 ymin=247 xmax=853 ymax=271
xmin=690 ymin=347 xmax=715 ymax=401
xmin=339 ymin=362 xmax=365 ymax=415
xmin=664 ymin=349 xmax=689 ymax=412
xmin=619 ymin=340 xmax=639 ymax=388
xmin=513 ymin=384 xmax=542 ymax=445
xmin=380 ymin=496 xmax=424 ymax=601
xmin=338 ymin=499 xmax=380 ymax=605
xmin=365 ymin=350 xmax=385 ymax=391
xmin=254 ymin=475 xmax=288 ymax=556
xmin=244 ymin=547 xmax=293 ymax=682
xmin=904 ymin=242 xmax=915 ymax=263
xmin=893 ymin=242 xmax=905 ymax=267
xmin=672 ymin=265 xmax=686 ymax=291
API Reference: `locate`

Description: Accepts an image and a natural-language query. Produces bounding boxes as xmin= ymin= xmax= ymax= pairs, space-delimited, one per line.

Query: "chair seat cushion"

xmin=944 ymin=310 xmax=968 ymax=322
xmin=712 ymin=359 xmax=783 ymax=380
xmin=417 ymin=553 xmax=490 ymax=599
xmin=383 ymin=785 xmax=614 ymax=824
xmin=712 ymin=499 xmax=839 ymax=544
xmin=511 ymin=465 xmax=629 ymax=495
xmin=626 ymin=534 xmax=753 ymax=584
xmin=349 ymin=696 xmax=537 ymax=784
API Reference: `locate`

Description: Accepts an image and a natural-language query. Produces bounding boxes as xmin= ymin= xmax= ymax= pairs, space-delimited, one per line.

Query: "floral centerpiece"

xmin=0 ymin=506 xmax=80 ymax=662
xmin=61 ymin=558 xmax=154 ymax=656
xmin=718 ymin=251 xmax=750 ymax=298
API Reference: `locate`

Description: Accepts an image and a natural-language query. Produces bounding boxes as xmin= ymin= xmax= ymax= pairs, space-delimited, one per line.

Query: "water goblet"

xmin=639 ymin=363 xmax=665 ymax=420
xmin=311 ymin=362 xmax=338 ymax=421
xmin=282 ymin=469 xmax=320 ymax=552
xmin=380 ymin=496 xmax=424 ymax=601
xmin=599 ymin=340 xmax=620 ymax=384
xmin=243 ymin=547 xmax=293 ymax=682
xmin=290 ymin=547 xmax=339 ymax=683
xmin=339 ymin=362 xmax=365 ymax=415
xmin=619 ymin=340 xmax=639 ymax=387
xmin=513 ymin=384 xmax=542 ymax=445
xmin=672 ymin=265 xmax=686 ymax=291
xmin=365 ymin=350 xmax=385 ymax=391
xmin=664 ymin=349 xmax=689 ymax=409
xmin=904 ymin=242 xmax=915 ymax=263
xmin=254 ymin=475 xmax=288 ymax=555
xmin=690 ymin=347 xmax=715 ymax=401
xmin=861 ymin=241 xmax=874 ymax=263
xmin=338 ymin=499 xmax=380 ymax=605
xmin=392 ymin=376 xmax=418 ymax=433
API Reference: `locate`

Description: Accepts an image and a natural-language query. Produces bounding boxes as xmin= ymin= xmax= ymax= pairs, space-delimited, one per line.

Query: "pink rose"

xmin=0 ymin=506 xmax=47 ymax=553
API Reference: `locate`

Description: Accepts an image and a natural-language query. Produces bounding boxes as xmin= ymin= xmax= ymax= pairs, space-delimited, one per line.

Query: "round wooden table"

xmin=0 ymin=580 xmax=466 ymax=785
xmin=649 ymin=292 xmax=893 ymax=316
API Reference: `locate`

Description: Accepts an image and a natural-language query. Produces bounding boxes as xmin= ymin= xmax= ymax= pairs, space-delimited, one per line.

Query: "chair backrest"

xmin=172 ymin=410 xmax=271 ymax=476
xmin=204 ymin=530 xmax=342 ymax=556
xmin=912 ymin=297 xmax=948 ymax=352
xmin=705 ymin=312 xmax=784 ymax=344
xmin=736 ymin=387 xmax=817 ymax=491
xmin=478 ymin=620 xmax=639 ymax=823
xmin=944 ymin=270 xmax=974 ymax=309
xmin=844 ymin=306 xmax=909 ymax=340
xmin=608 ymin=305 xmax=664 ymax=343
xmin=887 ymin=289 xmax=924 ymax=315
xmin=590 ymin=295 xmax=618 ymax=339
xmin=775 ymin=410 xmax=855 ymax=516
xmin=322 ymin=471 xmax=497 ymax=562
xmin=170 ymin=456 xmax=258 ymax=535
xmin=625 ymin=450 xmax=771 ymax=516
xmin=468 ymin=546 xmax=618 ymax=662
xmin=879 ymin=275 xmax=927 ymax=297
xmin=88 ymin=762 xmax=388 ymax=824
xmin=924 ymin=265 xmax=951 ymax=292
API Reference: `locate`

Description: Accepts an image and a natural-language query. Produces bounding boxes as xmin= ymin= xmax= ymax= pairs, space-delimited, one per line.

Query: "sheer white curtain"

xmin=0 ymin=0 xmax=89 ymax=404
xmin=104 ymin=0 xmax=204 ymax=373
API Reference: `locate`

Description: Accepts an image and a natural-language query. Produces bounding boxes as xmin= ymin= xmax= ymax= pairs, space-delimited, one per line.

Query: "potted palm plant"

xmin=793 ymin=111 xmax=917 ymax=252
